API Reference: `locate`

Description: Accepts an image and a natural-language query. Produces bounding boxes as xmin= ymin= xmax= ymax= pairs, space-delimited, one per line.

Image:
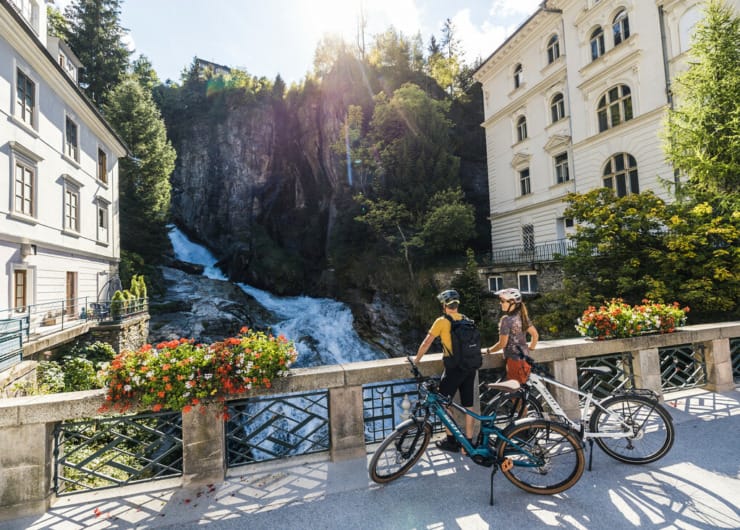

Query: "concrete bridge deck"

xmin=2 ymin=385 xmax=738 ymax=530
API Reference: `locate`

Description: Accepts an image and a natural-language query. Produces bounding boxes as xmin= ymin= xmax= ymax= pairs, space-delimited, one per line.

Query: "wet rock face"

xmin=148 ymin=267 xmax=275 ymax=344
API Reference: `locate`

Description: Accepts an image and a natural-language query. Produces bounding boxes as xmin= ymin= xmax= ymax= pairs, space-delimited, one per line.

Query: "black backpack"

xmin=443 ymin=314 xmax=482 ymax=371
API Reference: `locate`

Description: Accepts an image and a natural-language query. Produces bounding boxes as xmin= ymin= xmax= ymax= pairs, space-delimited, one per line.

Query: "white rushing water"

xmin=167 ymin=225 xmax=385 ymax=366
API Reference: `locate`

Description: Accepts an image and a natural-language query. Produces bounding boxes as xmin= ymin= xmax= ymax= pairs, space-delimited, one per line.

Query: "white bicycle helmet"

xmin=495 ymin=288 xmax=522 ymax=303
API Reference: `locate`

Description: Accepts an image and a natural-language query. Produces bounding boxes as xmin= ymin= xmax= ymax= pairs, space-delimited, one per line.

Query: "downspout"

xmin=658 ymin=5 xmax=674 ymax=109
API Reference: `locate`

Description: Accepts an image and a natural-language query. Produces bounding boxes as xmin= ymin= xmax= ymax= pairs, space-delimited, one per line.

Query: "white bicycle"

xmin=483 ymin=353 xmax=675 ymax=470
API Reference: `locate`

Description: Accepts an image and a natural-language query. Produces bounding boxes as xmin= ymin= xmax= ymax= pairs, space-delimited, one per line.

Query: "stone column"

xmin=329 ymin=386 xmax=366 ymax=461
xmin=633 ymin=348 xmax=663 ymax=400
xmin=549 ymin=359 xmax=580 ymax=420
xmin=704 ymin=338 xmax=734 ymax=392
xmin=181 ymin=403 xmax=225 ymax=486
xmin=0 ymin=423 xmax=53 ymax=520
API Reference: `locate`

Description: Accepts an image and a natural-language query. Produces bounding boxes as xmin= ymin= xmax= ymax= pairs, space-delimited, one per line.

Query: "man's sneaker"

xmin=435 ymin=437 xmax=461 ymax=453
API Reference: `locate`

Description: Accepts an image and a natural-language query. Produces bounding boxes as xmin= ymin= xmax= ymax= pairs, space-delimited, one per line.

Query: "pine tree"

xmin=103 ymin=79 xmax=176 ymax=262
xmin=63 ymin=0 xmax=131 ymax=106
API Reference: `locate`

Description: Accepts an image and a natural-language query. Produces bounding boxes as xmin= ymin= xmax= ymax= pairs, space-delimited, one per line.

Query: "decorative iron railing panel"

xmin=731 ymin=337 xmax=740 ymax=382
xmin=363 ymin=379 xmax=444 ymax=444
xmin=53 ymin=411 xmax=183 ymax=495
xmin=576 ymin=352 xmax=635 ymax=399
xmin=489 ymin=238 xmax=575 ymax=265
xmin=0 ymin=317 xmax=25 ymax=371
xmin=659 ymin=343 xmax=706 ymax=390
xmin=225 ymin=390 xmax=329 ymax=468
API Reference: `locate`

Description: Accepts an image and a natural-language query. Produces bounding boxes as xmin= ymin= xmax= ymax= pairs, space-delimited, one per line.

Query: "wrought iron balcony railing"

xmin=489 ymin=238 xmax=575 ymax=265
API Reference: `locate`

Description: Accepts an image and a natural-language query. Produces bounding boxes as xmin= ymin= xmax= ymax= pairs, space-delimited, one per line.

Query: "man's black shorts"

xmin=438 ymin=367 xmax=476 ymax=407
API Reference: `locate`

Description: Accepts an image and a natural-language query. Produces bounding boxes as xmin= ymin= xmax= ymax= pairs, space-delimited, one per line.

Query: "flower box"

xmin=576 ymin=299 xmax=689 ymax=340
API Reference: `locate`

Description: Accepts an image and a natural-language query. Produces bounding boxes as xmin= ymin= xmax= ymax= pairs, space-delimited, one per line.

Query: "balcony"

xmin=489 ymin=238 xmax=575 ymax=265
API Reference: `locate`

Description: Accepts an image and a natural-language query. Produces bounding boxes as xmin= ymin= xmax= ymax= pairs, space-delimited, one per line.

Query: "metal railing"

xmin=489 ymin=238 xmax=575 ymax=265
xmin=0 ymin=297 xmax=148 ymax=372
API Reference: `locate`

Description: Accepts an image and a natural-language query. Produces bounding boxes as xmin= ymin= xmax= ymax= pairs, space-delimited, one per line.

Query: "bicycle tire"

xmin=483 ymin=391 xmax=543 ymax=431
xmin=497 ymin=419 xmax=585 ymax=495
xmin=588 ymin=394 xmax=675 ymax=464
xmin=369 ymin=420 xmax=432 ymax=484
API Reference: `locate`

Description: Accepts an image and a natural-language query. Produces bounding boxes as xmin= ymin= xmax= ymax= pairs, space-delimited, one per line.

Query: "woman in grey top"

xmin=483 ymin=288 xmax=538 ymax=383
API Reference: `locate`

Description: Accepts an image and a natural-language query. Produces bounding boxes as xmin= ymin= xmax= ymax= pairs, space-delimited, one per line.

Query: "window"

xmin=597 ymin=85 xmax=633 ymax=132
xmin=14 ymin=270 xmax=27 ymax=312
xmin=612 ymin=9 xmax=630 ymax=46
xmin=516 ymin=116 xmax=528 ymax=142
xmin=14 ymin=160 xmax=34 ymax=216
xmin=555 ymin=152 xmax=570 ymax=184
xmin=550 ymin=93 xmax=565 ymax=123
xmin=518 ymin=272 xmax=538 ymax=293
xmin=97 ymin=148 xmax=108 ymax=183
xmin=16 ymin=69 xmax=35 ymax=127
xmin=64 ymin=182 xmax=80 ymax=232
xmin=65 ymin=116 xmax=79 ymax=161
xmin=590 ymin=27 xmax=605 ymax=60
xmin=547 ymin=34 xmax=560 ymax=64
xmin=97 ymin=201 xmax=109 ymax=243
xmin=522 ymin=225 xmax=535 ymax=251
xmin=488 ymin=276 xmax=504 ymax=292
xmin=603 ymin=153 xmax=639 ymax=197
xmin=519 ymin=168 xmax=531 ymax=196
xmin=513 ymin=63 xmax=523 ymax=89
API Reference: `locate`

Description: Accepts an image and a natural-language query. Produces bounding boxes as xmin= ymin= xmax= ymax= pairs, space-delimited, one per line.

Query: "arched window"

xmin=550 ymin=93 xmax=565 ymax=123
xmin=612 ymin=9 xmax=630 ymax=46
xmin=590 ymin=27 xmax=605 ymax=60
xmin=514 ymin=63 xmax=523 ymax=89
xmin=516 ymin=116 xmax=528 ymax=142
xmin=603 ymin=153 xmax=639 ymax=197
xmin=547 ymin=34 xmax=560 ymax=64
xmin=597 ymin=85 xmax=633 ymax=132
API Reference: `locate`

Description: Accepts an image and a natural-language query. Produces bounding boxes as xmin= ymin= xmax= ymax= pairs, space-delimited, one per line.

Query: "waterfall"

xmin=167 ymin=225 xmax=386 ymax=367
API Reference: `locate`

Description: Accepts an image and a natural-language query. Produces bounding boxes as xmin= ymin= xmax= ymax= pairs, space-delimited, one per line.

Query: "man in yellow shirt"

xmin=414 ymin=289 xmax=476 ymax=452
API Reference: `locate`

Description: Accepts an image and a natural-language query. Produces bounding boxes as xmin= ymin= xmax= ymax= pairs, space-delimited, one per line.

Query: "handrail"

xmin=488 ymin=238 xmax=575 ymax=265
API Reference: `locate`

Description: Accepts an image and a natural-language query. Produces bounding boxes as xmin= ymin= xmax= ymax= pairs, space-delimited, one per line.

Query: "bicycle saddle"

xmin=485 ymin=379 xmax=521 ymax=393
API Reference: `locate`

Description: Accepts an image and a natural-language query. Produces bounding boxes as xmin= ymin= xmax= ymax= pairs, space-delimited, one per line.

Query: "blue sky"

xmin=55 ymin=0 xmax=542 ymax=85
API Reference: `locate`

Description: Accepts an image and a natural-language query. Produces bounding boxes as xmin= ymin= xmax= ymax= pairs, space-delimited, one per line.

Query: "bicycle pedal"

xmin=500 ymin=458 xmax=513 ymax=472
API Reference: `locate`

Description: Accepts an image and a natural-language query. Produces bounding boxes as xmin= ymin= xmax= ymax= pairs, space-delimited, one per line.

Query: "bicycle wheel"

xmin=369 ymin=420 xmax=432 ymax=484
xmin=483 ymin=391 xmax=543 ymax=430
xmin=497 ymin=419 xmax=585 ymax=495
xmin=588 ymin=394 xmax=675 ymax=464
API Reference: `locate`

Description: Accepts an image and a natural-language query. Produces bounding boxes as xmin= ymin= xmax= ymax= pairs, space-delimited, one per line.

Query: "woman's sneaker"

xmin=435 ymin=436 xmax=461 ymax=453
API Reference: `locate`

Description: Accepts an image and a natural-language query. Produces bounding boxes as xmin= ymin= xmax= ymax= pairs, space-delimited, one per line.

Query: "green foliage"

xmin=575 ymin=299 xmax=689 ymax=340
xmin=103 ymin=79 xmax=175 ymax=264
xmin=412 ymin=188 xmax=475 ymax=255
xmin=61 ymin=356 xmax=98 ymax=391
xmin=131 ymin=54 xmax=161 ymax=93
xmin=452 ymin=249 xmax=483 ymax=322
xmin=62 ymin=0 xmax=131 ymax=105
xmin=46 ymin=4 xmax=68 ymax=37
xmin=563 ymin=189 xmax=670 ymax=305
xmin=663 ymin=0 xmax=740 ymax=207
xmin=37 ymin=361 xmax=65 ymax=394
xmin=365 ymin=83 xmax=460 ymax=214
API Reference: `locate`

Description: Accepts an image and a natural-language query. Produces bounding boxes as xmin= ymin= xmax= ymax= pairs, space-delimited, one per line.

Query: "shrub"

xmin=576 ymin=299 xmax=689 ymax=339
xmin=99 ymin=326 xmax=298 ymax=414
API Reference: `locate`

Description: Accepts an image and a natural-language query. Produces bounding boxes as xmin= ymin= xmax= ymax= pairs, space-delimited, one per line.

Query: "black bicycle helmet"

xmin=494 ymin=288 xmax=522 ymax=303
xmin=436 ymin=289 xmax=460 ymax=306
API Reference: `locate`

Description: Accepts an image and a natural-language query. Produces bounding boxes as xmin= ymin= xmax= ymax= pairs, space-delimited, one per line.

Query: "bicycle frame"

xmin=527 ymin=371 xmax=636 ymax=441
xmin=414 ymin=378 xmax=546 ymax=468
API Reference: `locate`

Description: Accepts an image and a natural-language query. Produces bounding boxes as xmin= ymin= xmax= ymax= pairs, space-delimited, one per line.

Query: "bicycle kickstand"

xmin=587 ymin=438 xmax=595 ymax=472
xmin=489 ymin=464 xmax=498 ymax=506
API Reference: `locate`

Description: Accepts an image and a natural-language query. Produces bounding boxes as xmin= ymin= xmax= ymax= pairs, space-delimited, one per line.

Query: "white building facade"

xmin=0 ymin=0 xmax=127 ymax=316
xmin=473 ymin=0 xmax=719 ymax=294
